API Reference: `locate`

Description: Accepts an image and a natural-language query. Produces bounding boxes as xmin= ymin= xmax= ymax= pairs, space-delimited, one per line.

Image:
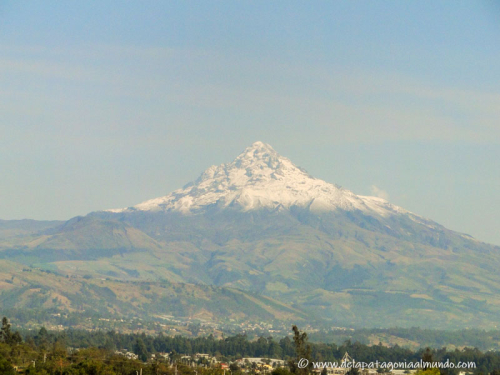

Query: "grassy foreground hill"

xmin=0 ymin=259 xmax=307 ymax=329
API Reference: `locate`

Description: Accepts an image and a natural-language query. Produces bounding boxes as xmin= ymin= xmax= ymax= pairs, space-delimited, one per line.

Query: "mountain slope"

xmin=1 ymin=141 xmax=500 ymax=329
xmin=0 ymin=216 xmax=163 ymax=264
xmin=0 ymin=260 xmax=307 ymax=325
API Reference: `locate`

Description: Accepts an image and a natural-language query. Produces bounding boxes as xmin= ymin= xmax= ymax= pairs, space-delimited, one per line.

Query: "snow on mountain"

xmin=107 ymin=141 xmax=413 ymax=218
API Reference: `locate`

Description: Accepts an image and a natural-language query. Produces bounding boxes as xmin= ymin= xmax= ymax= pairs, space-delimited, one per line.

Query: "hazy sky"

xmin=1 ymin=1 xmax=499 ymax=245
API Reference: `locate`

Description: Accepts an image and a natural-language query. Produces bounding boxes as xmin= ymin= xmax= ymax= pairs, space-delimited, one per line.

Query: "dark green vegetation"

xmin=2 ymin=319 xmax=500 ymax=375
xmin=1 ymin=206 xmax=500 ymax=329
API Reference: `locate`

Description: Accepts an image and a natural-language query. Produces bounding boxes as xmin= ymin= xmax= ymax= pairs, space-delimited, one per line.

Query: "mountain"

xmin=1 ymin=141 xmax=500 ymax=329
xmin=108 ymin=141 xmax=414 ymax=218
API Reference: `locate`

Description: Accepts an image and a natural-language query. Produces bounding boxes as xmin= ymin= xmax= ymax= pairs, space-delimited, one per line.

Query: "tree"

xmin=0 ymin=358 xmax=15 ymax=375
xmin=0 ymin=317 xmax=12 ymax=344
xmin=0 ymin=317 xmax=21 ymax=347
xmin=35 ymin=327 xmax=49 ymax=350
xmin=416 ymin=369 xmax=440 ymax=375
xmin=134 ymin=337 xmax=150 ymax=362
xmin=230 ymin=363 xmax=240 ymax=372
xmin=289 ymin=325 xmax=312 ymax=375
xmin=11 ymin=332 xmax=22 ymax=346
xmin=422 ymin=348 xmax=434 ymax=365
xmin=272 ymin=368 xmax=292 ymax=375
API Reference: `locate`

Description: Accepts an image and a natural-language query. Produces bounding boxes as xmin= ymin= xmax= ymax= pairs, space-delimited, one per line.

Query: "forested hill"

xmin=19 ymin=328 xmax=497 ymax=366
xmin=2 ymin=320 xmax=500 ymax=375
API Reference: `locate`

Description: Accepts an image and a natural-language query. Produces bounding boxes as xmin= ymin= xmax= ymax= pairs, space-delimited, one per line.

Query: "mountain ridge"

xmin=1 ymin=141 xmax=500 ymax=329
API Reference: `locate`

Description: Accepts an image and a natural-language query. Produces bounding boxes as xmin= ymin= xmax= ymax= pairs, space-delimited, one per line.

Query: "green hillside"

xmin=1 ymin=208 xmax=500 ymax=329
xmin=0 ymin=259 xmax=307 ymax=327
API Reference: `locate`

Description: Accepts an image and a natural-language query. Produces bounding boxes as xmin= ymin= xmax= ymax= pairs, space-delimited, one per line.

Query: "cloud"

xmin=370 ymin=185 xmax=389 ymax=200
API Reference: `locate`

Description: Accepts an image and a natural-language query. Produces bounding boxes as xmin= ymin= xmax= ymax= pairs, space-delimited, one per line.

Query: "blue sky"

xmin=1 ymin=1 xmax=499 ymax=244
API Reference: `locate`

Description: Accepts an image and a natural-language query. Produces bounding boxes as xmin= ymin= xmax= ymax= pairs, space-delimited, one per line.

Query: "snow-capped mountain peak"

xmin=107 ymin=141 xmax=411 ymax=217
